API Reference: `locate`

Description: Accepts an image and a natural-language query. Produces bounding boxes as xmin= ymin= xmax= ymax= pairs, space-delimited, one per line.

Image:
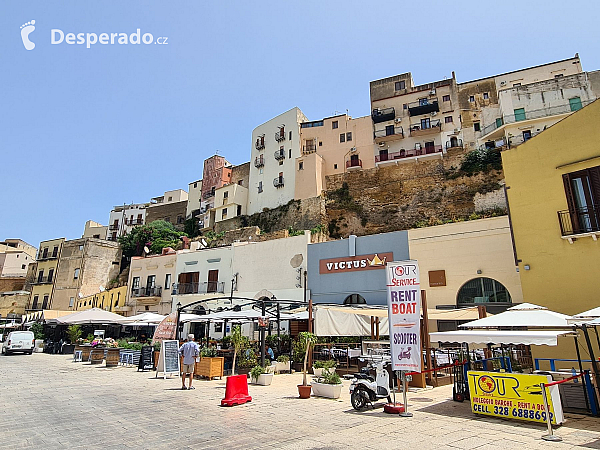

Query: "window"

xmin=299 ymin=161 xmax=304 ymax=170
xmin=344 ymin=294 xmax=366 ymax=305
xmin=21 ymin=264 xmax=26 ymax=269
xmin=346 ymin=132 xmax=352 ymax=141
xmin=279 ymin=160 xmax=283 ymax=166
xmin=569 ymin=97 xmax=582 ymax=111
xmin=457 ymin=278 xmax=512 ymax=305
xmin=42 ymin=295 xmax=49 ymax=309
xmin=473 ymin=122 xmax=481 ymax=132
xmin=223 ymin=191 xmax=228 ymax=199
xmin=483 ymin=92 xmax=489 ymax=100
xmin=69 ymin=297 xmax=74 ymax=308
xmin=442 ymin=95 xmax=450 ymax=102
xmin=522 ymin=130 xmax=532 ymax=141
xmin=514 ymin=108 xmax=526 ymax=122
xmin=222 ymin=208 xmax=227 ymax=219
xmin=562 ymin=166 xmax=600 ymax=234
xmin=74 ymin=268 xmax=80 ymax=279
xmin=193 ymin=182 xmax=197 ymax=188
xmin=116 ymin=292 xmax=120 ymax=307
xmin=469 ymin=95 xmax=475 ymax=102
xmin=37 ymin=270 xmax=44 ymax=282
xmin=403 ymin=103 xmax=407 ymax=110
xmin=32 ymin=295 xmax=38 ymax=310
xmin=420 ymin=117 xmax=431 ymax=129
xmin=334 ymin=164 xmax=338 ymax=169
xmin=496 ymin=117 xmax=504 ymax=128
xmin=555 ymin=74 xmax=564 ymax=78
xmin=395 ymin=80 xmax=405 ymax=90
xmin=214 ymin=322 xmax=223 ymax=333
xmin=385 ymin=124 xmax=394 ymax=136
xmin=168 ymin=196 xmax=172 ymax=201
xmin=177 ymin=215 xmax=184 ymax=224
xmin=289 ymin=131 xmax=292 ymax=140
xmin=289 ymin=149 xmax=292 ymax=159
xmin=319 ymin=141 xmax=322 ymax=146
xmin=445 ymin=116 xmax=453 ymax=124
xmin=52 ymin=246 xmax=59 ymax=257
xmin=259 ymin=168 xmax=263 ymax=174
xmin=47 ymin=268 xmax=54 ymax=282
xmin=339 ymin=133 xmax=345 ymax=143
xmin=132 ymin=277 xmax=140 ymax=289
xmin=237 ymin=205 xmax=242 ymax=216
xmin=332 ymin=121 xmax=338 ymax=129
xmin=207 ymin=269 xmax=219 ymax=293
xmin=418 ymin=98 xmax=429 ymax=106
xmin=238 ymin=179 xmax=243 ymax=186
xmin=147 ymin=275 xmax=156 ymax=291
xmin=513 ymin=83 xmax=521 ymax=87
xmin=165 ymin=273 xmax=171 ymax=289
xmin=164 ymin=217 xmax=171 ymax=223
xmin=258 ymin=181 xmax=263 ymax=193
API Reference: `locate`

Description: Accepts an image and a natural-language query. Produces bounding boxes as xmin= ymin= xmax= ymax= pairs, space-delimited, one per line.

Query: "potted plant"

xmin=312 ymin=359 xmax=336 ymax=377
xmin=275 ymin=355 xmax=290 ymax=374
xmin=237 ymin=348 xmax=257 ymax=376
xmin=195 ymin=345 xmax=224 ymax=379
xmin=292 ymin=338 xmax=306 ymax=372
xmin=250 ymin=364 xmax=274 ymax=386
xmin=297 ymin=332 xmax=317 ymax=399
xmin=230 ymin=325 xmax=249 ymax=376
xmin=311 ymin=368 xmax=343 ymax=399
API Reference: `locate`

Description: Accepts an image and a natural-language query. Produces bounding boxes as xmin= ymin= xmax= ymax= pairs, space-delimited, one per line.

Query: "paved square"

xmin=1 ymin=353 xmax=600 ymax=449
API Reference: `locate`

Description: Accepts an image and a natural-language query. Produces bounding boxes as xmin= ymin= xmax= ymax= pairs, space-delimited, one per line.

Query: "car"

xmin=2 ymin=331 xmax=35 ymax=355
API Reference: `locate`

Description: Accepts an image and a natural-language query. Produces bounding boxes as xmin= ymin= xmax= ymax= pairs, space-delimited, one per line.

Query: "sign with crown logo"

xmin=319 ymin=252 xmax=394 ymax=274
xmin=386 ymin=260 xmax=421 ymax=372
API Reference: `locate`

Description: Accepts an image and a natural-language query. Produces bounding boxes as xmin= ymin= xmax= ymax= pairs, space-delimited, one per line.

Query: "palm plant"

xmin=297 ymin=332 xmax=317 ymax=386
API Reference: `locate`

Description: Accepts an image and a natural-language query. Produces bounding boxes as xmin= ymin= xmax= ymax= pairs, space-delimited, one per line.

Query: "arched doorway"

xmin=343 ymin=294 xmax=366 ymax=305
xmin=456 ymin=277 xmax=512 ymax=306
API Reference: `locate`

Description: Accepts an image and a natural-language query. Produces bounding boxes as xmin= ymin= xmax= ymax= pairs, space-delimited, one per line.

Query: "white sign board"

xmin=386 ymin=260 xmax=421 ymax=373
xmin=155 ymin=339 xmax=180 ymax=379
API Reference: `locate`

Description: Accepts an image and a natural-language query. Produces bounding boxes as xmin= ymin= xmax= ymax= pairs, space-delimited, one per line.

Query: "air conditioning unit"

xmin=350 ymin=147 xmax=357 ymax=152
xmin=453 ymin=128 xmax=460 ymax=133
xmin=431 ymin=112 xmax=437 ymax=117
xmin=500 ymin=81 xmax=506 ymax=86
xmin=430 ymin=89 xmax=436 ymax=95
xmin=394 ymin=118 xmax=402 ymax=123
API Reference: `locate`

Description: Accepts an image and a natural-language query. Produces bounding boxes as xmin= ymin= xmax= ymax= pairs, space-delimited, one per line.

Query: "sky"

xmin=1 ymin=0 xmax=599 ymax=247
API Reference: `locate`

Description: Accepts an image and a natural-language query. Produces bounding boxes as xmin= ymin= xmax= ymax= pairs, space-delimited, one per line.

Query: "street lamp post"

xmin=175 ymin=301 xmax=182 ymax=341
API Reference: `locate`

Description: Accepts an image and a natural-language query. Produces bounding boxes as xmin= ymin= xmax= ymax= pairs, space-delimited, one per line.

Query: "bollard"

xmin=540 ymin=383 xmax=561 ymax=442
xmin=399 ymin=371 xmax=413 ymax=417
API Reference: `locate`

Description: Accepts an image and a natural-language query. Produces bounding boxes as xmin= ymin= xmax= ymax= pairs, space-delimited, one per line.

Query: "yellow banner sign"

xmin=467 ymin=371 xmax=564 ymax=424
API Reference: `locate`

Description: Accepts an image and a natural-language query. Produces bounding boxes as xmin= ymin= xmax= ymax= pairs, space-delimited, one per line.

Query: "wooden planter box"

xmin=105 ymin=348 xmax=121 ymax=367
xmin=80 ymin=345 xmax=92 ymax=362
xmin=89 ymin=347 xmax=105 ymax=364
xmin=195 ymin=357 xmax=224 ymax=380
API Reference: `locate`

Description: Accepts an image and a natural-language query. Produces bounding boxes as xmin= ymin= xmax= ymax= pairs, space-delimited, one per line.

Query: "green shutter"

xmin=569 ymin=97 xmax=582 ymax=111
xmin=496 ymin=117 xmax=504 ymax=128
xmin=514 ymin=108 xmax=526 ymax=121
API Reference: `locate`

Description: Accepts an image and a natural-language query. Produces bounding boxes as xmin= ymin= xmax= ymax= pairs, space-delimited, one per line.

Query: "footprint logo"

xmin=20 ymin=20 xmax=36 ymax=50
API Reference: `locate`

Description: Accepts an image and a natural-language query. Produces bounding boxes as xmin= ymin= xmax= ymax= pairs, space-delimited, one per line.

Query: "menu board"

xmin=155 ymin=340 xmax=180 ymax=379
xmin=138 ymin=346 xmax=154 ymax=372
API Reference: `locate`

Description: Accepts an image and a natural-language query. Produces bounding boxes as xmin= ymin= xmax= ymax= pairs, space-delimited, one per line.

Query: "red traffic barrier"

xmin=221 ymin=374 xmax=252 ymax=407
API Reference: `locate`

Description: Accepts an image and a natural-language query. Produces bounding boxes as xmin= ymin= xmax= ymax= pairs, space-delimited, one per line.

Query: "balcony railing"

xmin=445 ymin=138 xmax=463 ymax=149
xmin=558 ymin=205 xmax=600 ymax=237
xmin=131 ymin=286 xmax=163 ymax=298
xmin=255 ymin=135 xmax=265 ymax=150
xmin=125 ymin=219 xmax=143 ymax=225
xmin=408 ymin=99 xmax=439 ymax=116
xmin=37 ymin=251 xmax=58 ymax=260
xmin=203 ymin=190 xmax=215 ymax=199
xmin=375 ymin=145 xmax=443 ymax=162
xmin=274 ymin=150 xmax=285 ymax=161
xmin=254 ymin=157 xmax=264 ymax=168
xmin=409 ymin=119 xmax=441 ymax=136
xmin=374 ymin=126 xmax=404 ymax=141
xmin=34 ymin=275 xmax=53 ymax=284
xmin=275 ymin=130 xmax=286 ymax=142
xmin=107 ymin=236 xmax=118 ymax=242
xmin=273 ymin=176 xmax=284 ymax=188
xmin=371 ymin=107 xmax=395 ymax=124
xmin=479 ymin=100 xmax=593 ymax=137
xmin=302 ymin=143 xmax=317 ymax=154
xmin=172 ymin=281 xmax=225 ymax=295
xmin=346 ymin=159 xmax=362 ymax=169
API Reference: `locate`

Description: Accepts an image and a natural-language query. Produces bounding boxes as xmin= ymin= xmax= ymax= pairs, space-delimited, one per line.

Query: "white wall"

xmin=108 ymin=203 xmax=148 ymax=238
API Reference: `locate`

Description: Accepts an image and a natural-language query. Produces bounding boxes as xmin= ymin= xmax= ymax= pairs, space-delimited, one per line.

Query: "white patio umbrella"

xmin=121 ymin=313 xmax=166 ymax=326
xmin=458 ymin=303 xmax=572 ymax=329
xmin=56 ymin=308 xmax=128 ymax=325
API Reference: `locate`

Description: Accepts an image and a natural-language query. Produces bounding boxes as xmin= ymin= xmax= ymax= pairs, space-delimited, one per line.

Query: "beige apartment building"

xmin=82 ymin=220 xmax=107 ymax=239
xmin=0 ymin=239 xmax=37 ymax=278
xmin=146 ymin=189 xmax=189 ymax=231
xmin=30 ymin=238 xmax=64 ymax=310
xmin=295 ymin=114 xmax=374 ymax=199
xmin=213 ymin=182 xmax=248 ymax=225
xmin=108 ymin=203 xmax=149 ymax=241
xmin=124 ymin=249 xmax=176 ymax=315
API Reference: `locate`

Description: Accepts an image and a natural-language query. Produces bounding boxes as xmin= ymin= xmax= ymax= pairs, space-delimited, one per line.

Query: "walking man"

xmin=179 ymin=334 xmax=199 ymax=390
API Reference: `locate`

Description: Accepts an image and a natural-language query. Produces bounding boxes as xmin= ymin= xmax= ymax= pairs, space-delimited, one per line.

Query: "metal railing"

xmin=375 ymin=145 xmax=443 ymax=162
xmin=131 ymin=286 xmax=163 ymax=298
xmin=346 ymin=159 xmax=362 ymax=168
xmin=274 ymin=150 xmax=285 ymax=161
xmin=445 ymin=138 xmax=463 ymax=149
xmin=37 ymin=251 xmax=58 ymax=260
xmin=125 ymin=219 xmax=143 ymax=225
xmin=34 ymin=275 xmax=53 ymax=284
xmin=408 ymin=99 xmax=439 ymax=116
xmin=374 ymin=126 xmax=404 ymax=139
xmin=109 ymin=224 xmax=119 ymax=231
xmin=479 ymin=100 xmax=593 ymax=137
xmin=558 ymin=205 xmax=600 ymax=236
xmin=273 ymin=176 xmax=284 ymax=188
xmin=255 ymin=136 xmax=265 ymax=150
xmin=203 ymin=190 xmax=215 ymax=199
xmin=371 ymin=107 xmax=395 ymax=123
xmin=275 ymin=130 xmax=286 ymax=142
xmin=172 ymin=281 xmax=225 ymax=295
xmin=302 ymin=143 xmax=317 ymax=154
xmin=254 ymin=157 xmax=264 ymax=168
xmin=409 ymin=119 xmax=441 ymax=135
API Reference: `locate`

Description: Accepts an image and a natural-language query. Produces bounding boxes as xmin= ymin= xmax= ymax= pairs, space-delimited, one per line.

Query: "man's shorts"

xmin=182 ymin=363 xmax=195 ymax=374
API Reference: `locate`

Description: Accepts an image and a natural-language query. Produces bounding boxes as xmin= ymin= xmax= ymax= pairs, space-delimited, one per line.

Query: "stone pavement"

xmin=1 ymin=353 xmax=600 ymax=449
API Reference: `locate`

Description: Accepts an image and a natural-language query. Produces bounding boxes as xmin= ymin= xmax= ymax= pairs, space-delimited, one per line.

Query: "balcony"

xmin=374 ymin=126 xmax=404 ymax=143
xmin=125 ymin=218 xmax=143 ymax=225
xmin=302 ymin=142 xmax=317 ymax=155
xmin=445 ymin=138 xmax=463 ymax=150
xmin=371 ymin=107 xmax=395 ymax=124
xmin=479 ymin=100 xmax=594 ymax=138
xmin=409 ymin=119 xmax=442 ymax=137
xmin=254 ymin=157 xmax=264 ymax=168
xmin=273 ymin=176 xmax=284 ymax=188
xmin=172 ymin=281 xmax=225 ymax=295
xmin=558 ymin=206 xmax=600 ymax=242
xmin=107 ymin=235 xmax=118 ymax=242
xmin=33 ymin=275 xmax=53 ymax=285
xmin=375 ymin=145 xmax=443 ymax=164
xmin=345 ymin=159 xmax=362 ymax=170
xmin=203 ymin=190 xmax=215 ymax=199
xmin=131 ymin=286 xmax=163 ymax=298
xmin=275 ymin=130 xmax=286 ymax=142
xmin=255 ymin=135 xmax=265 ymax=150
xmin=37 ymin=251 xmax=58 ymax=260
xmin=274 ymin=149 xmax=286 ymax=161
xmin=109 ymin=224 xmax=119 ymax=231
xmin=408 ymin=99 xmax=439 ymax=116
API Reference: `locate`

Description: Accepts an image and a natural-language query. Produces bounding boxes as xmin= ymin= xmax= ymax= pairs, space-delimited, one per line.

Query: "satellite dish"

xmin=290 ymin=254 xmax=303 ymax=269
xmin=143 ymin=246 xmax=150 ymax=254
xmin=99 ymin=286 xmax=105 ymax=292
xmin=78 ymin=292 xmax=83 ymax=298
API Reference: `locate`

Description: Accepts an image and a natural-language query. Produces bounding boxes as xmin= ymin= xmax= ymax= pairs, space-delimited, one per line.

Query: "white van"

xmin=2 ymin=331 xmax=35 ymax=355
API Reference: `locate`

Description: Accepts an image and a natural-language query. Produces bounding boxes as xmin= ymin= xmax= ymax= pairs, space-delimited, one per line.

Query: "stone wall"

xmin=231 ymin=162 xmax=250 ymax=189
xmin=324 ymin=149 xmax=506 ymax=238
xmin=145 ymin=201 xmax=188 ymax=231
xmin=0 ymin=277 xmax=26 ymax=293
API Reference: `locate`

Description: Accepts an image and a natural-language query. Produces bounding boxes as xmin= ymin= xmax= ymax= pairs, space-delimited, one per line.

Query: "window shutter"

xmin=588 ymin=166 xmax=600 ymax=205
xmin=562 ymin=174 xmax=576 ymax=212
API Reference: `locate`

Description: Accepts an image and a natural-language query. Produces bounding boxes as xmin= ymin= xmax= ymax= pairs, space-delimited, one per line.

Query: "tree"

xmin=230 ymin=325 xmax=248 ymax=376
xmin=29 ymin=323 xmax=44 ymax=340
xmin=118 ymin=220 xmax=187 ymax=258
xmin=297 ymin=332 xmax=317 ymax=386
xmin=66 ymin=325 xmax=82 ymax=344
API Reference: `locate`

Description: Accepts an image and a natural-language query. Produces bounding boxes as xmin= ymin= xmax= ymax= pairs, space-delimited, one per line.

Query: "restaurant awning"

xmin=55 ymin=308 xmax=128 ymax=325
xmin=22 ymin=310 xmax=73 ymax=324
xmin=121 ymin=313 xmax=166 ymax=325
xmin=459 ymin=303 xmax=572 ymax=329
xmin=429 ymin=330 xmax=574 ymax=346
xmin=572 ymin=306 xmax=600 ymax=320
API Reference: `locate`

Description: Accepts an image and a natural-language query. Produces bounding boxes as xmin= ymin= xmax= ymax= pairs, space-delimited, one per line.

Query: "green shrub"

xmin=66 ymin=325 xmax=82 ymax=344
xmin=276 ymin=355 xmax=289 ymax=363
xmin=250 ymin=365 xmax=265 ymax=380
xmin=30 ymin=323 xmax=44 ymax=340
xmin=319 ymin=368 xmax=342 ymax=385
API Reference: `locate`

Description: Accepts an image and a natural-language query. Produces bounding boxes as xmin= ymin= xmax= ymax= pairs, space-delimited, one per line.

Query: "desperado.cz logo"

xmin=20 ymin=20 xmax=168 ymax=50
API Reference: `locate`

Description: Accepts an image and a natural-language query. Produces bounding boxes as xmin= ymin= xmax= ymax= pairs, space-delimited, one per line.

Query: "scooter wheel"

xmin=351 ymin=386 xmax=369 ymax=411
xmin=453 ymin=388 xmax=465 ymax=403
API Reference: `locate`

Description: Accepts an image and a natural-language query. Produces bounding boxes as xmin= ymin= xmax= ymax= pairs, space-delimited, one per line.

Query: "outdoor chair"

xmin=73 ymin=350 xmax=82 ymax=362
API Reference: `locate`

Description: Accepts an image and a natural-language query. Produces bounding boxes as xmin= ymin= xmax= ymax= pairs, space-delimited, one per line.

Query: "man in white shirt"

xmin=179 ymin=334 xmax=199 ymax=390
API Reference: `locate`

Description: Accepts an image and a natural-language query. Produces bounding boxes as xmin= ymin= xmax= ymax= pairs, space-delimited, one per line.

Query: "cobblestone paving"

xmin=1 ymin=353 xmax=600 ymax=449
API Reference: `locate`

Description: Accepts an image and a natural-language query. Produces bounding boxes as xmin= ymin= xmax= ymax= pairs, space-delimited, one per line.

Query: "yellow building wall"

xmin=76 ymin=285 xmax=127 ymax=314
xmin=502 ymin=99 xmax=600 ymax=364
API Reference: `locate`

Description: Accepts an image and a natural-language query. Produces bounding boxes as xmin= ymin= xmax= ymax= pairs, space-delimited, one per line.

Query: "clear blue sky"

xmin=1 ymin=1 xmax=598 ymax=248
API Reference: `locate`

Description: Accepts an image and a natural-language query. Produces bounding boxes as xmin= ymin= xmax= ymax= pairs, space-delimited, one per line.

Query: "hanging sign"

xmin=152 ymin=312 xmax=178 ymax=342
xmin=386 ymin=260 xmax=421 ymax=372
xmin=467 ymin=371 xmax=564 ymax=424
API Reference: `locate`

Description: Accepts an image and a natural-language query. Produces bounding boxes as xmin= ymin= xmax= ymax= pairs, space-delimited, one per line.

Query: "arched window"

xmin=457 ymin=278 xmax=512 ymax=305
xmin=344 ymin=294 xmax=366 ymax=305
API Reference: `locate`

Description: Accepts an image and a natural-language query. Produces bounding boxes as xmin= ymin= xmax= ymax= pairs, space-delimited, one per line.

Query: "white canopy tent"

xmin=54 ymin=308 xmax=128 ymax=325
xmin=430 ymin=330 xmax=574 ymax=346
xmin=458 ymin=303 xmax=572 ymax=329
xmin=121 ymin=313 xmax=166 ymax=326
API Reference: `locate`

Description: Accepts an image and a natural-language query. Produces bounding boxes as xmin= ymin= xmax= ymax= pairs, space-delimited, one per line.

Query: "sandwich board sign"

xmin=138 ymin=345 xmax=154 ymax=372
xmin=155 ymin=340 xmax=180 ymax=379
xmin=385 ymin=260 xmax=421 ymax=373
